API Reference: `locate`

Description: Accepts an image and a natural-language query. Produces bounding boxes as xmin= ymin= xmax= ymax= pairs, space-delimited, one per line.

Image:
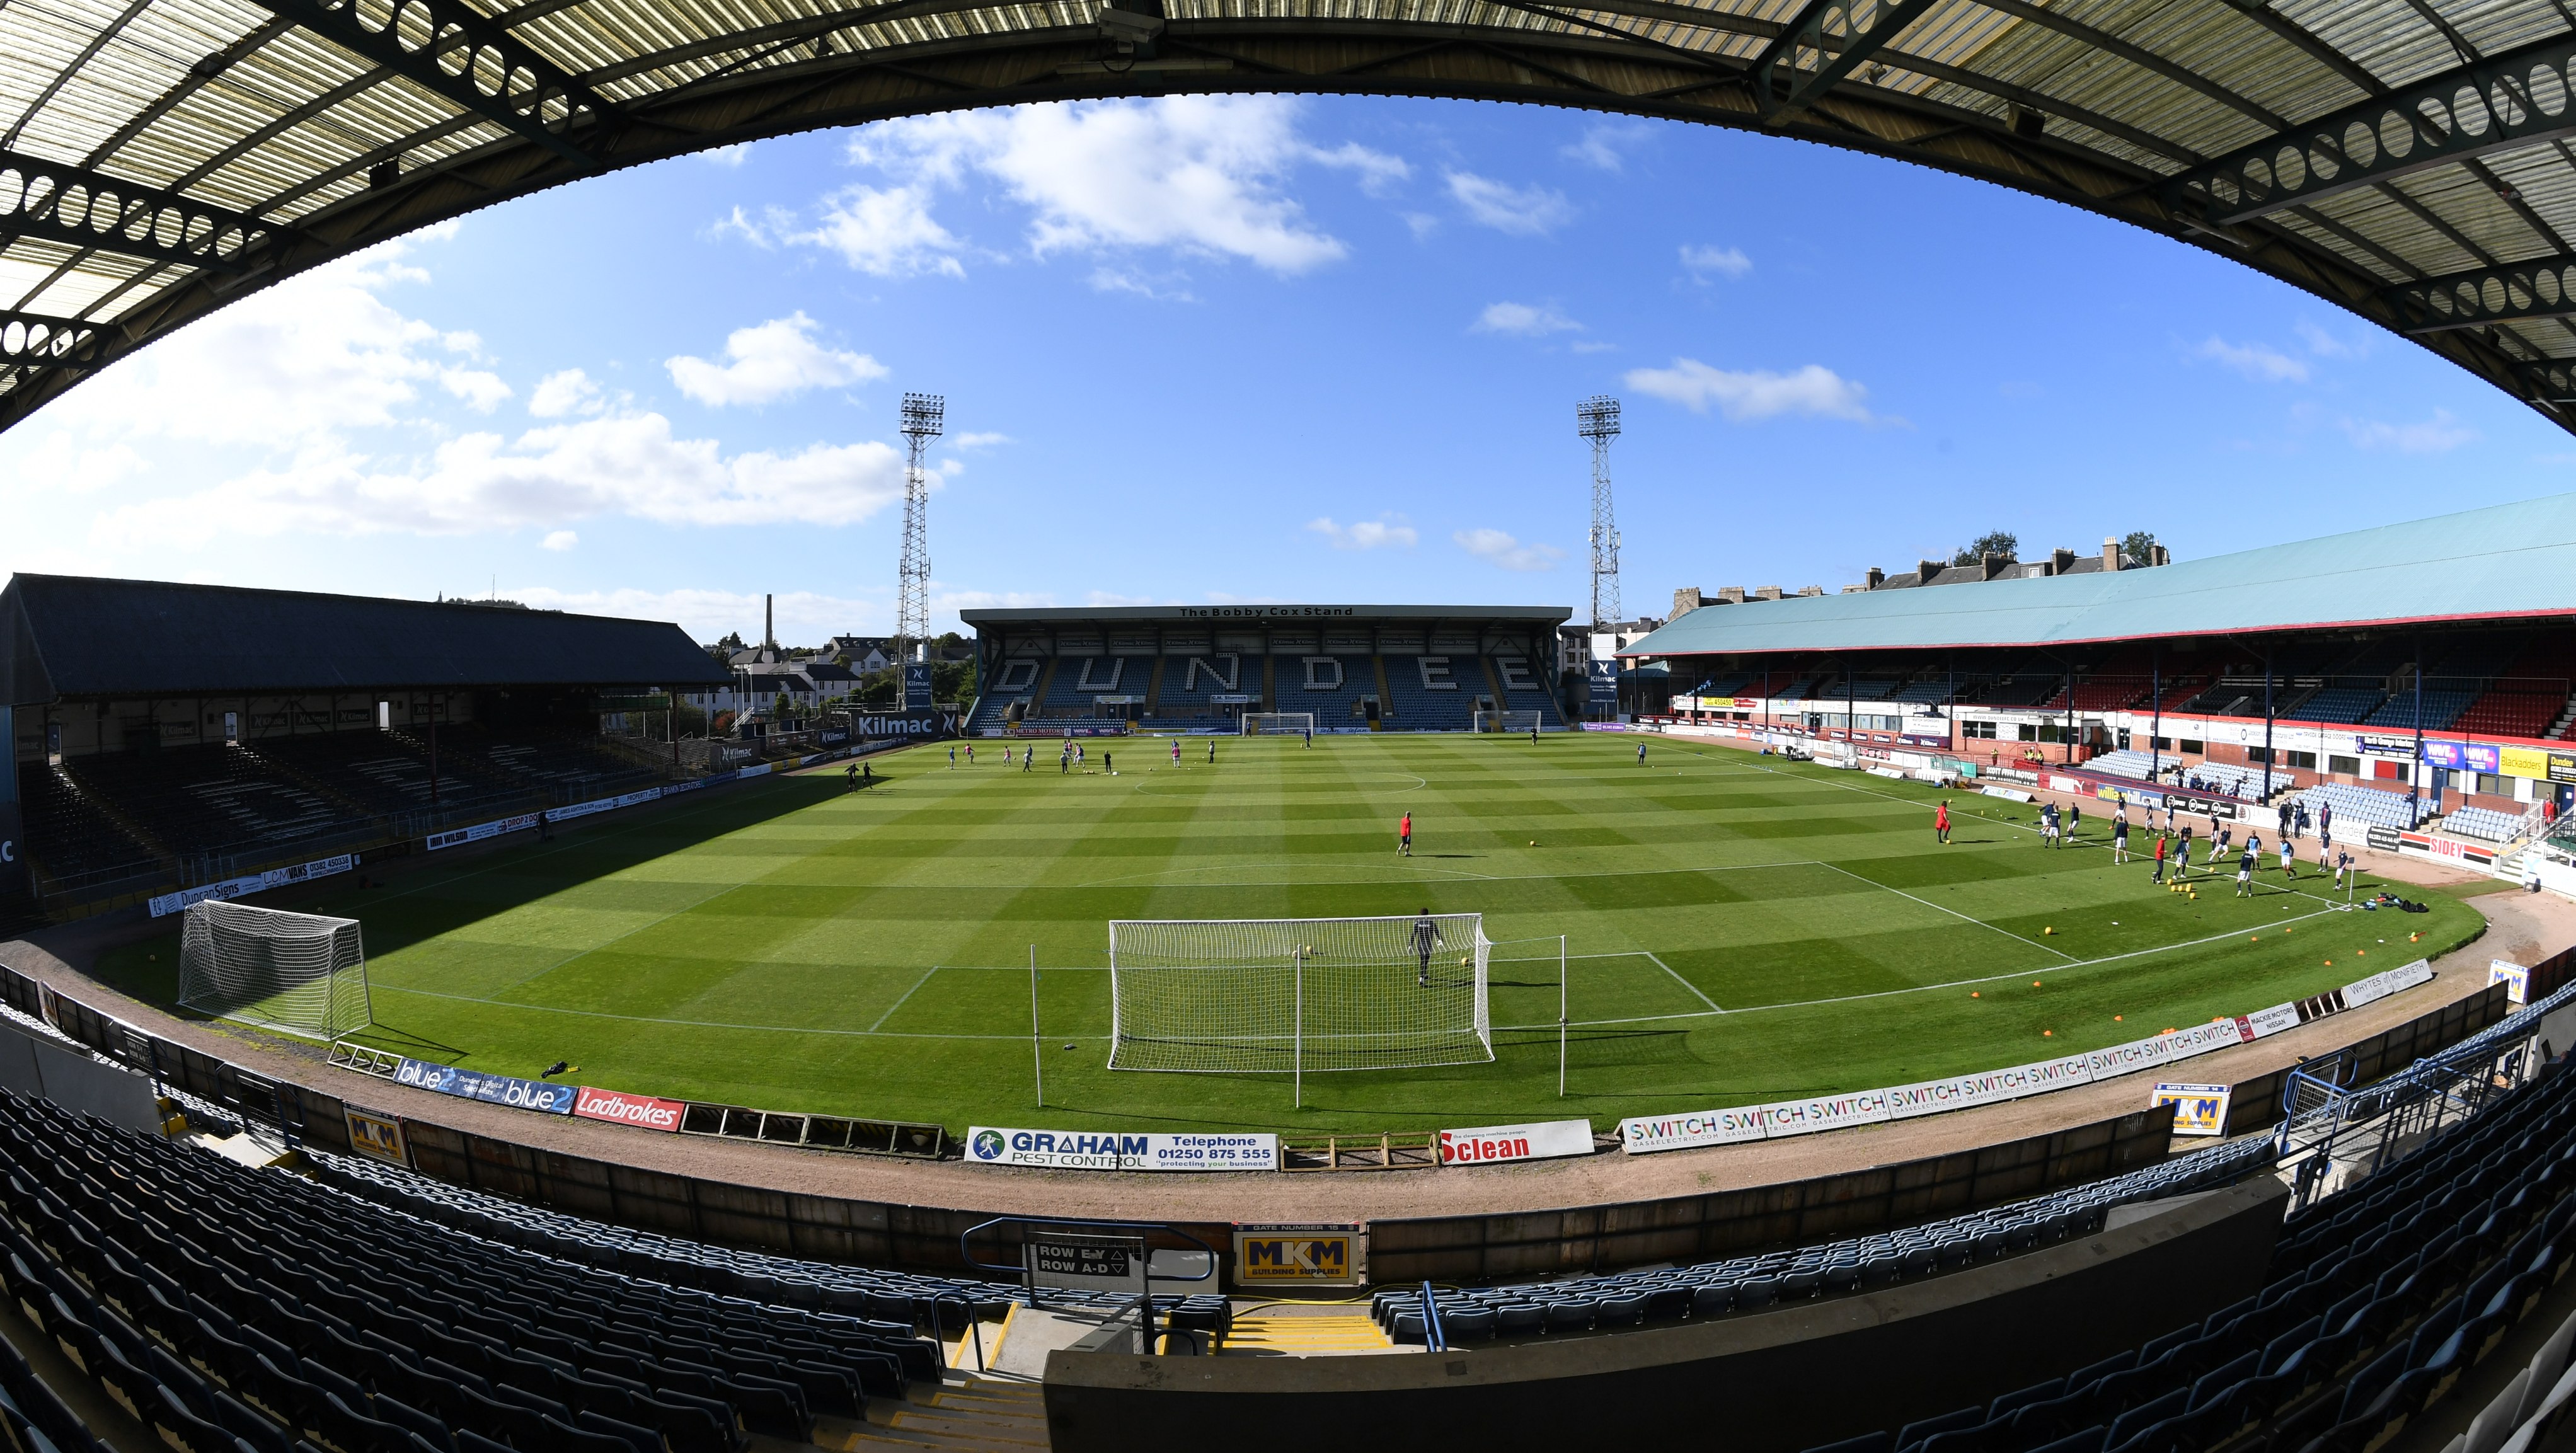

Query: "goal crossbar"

xmin=1239 ymin=713 xmax=1315 ymax=736
xmin=1475 ymin=709 xmax=1544 ymax=733
xmin=178 ymin=900 xmax=374 ymax=1042
xmin=1107 ymin=914 xmax=1491 ymax=1074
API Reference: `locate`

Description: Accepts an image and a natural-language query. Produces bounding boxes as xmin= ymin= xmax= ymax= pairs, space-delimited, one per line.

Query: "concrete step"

xmin=883 ymin=1410 xmax=1051 ymax=1448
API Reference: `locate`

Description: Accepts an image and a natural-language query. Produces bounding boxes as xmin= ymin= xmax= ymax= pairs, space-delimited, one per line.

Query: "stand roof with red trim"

xmin=1620 ymin=493 xmax=2576 ymax=660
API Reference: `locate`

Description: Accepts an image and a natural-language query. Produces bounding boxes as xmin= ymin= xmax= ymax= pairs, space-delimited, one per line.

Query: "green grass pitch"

xmin=91 ymin=734 xmax=2489 ymax=1135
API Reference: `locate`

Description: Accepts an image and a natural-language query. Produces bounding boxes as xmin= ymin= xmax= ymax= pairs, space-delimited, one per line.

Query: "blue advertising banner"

xmin=393 ymin=1058 xmax=577 ymax=1115
xmin=1587 ymin=660 xmax=1619 ymax=703
xmin=2422 ymin=740 xmax=2500 ymax=772
xmin=904 ymin=662 xmax=933 ymax=709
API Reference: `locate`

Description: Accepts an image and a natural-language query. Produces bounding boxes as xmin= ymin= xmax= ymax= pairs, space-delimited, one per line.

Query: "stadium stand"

xmin=1486 ymin=655 xmax=1566 ymax=726
xmin=2168 ymin=762 xmax=2279 ymax=801
xmin=11 ymin=767 xmax=159 ymax=888
xmin=1890 ymin=680 xmax=1955 ymax=705
xmin=1808 ymin=1026 xmax=2576 ymax=1453
xmin=2071 ymin=750 xmax=2162 ymax=783
xmin=2294 ymin=782 xmax=2420 ymax=832
xmin=2288 ymin=687 xmax=2386 ymax=725
xmin=2363 ymin=690 xmax=2479 ymax=732
xmin=248 ymin=730 xmax=525 ymax=819
xmin=2441 ymin=806 xmax=2536 ymax=845
xmin=58 ymin=744 xmax=347 ymax=866
xmin=1379 ymin=658 xmax=1478 ymax=731
xmin=1271 ymin=655 xmax=1374 ymax=726
xmin=0 ymin=1086 xmax=972 ymax=1452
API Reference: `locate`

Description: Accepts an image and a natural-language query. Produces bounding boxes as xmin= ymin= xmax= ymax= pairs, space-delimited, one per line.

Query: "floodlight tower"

xmin=895 ymin=392 xmax=943 ymax=658
xmin=1577 ymin=395 xmax=1622 ymax=633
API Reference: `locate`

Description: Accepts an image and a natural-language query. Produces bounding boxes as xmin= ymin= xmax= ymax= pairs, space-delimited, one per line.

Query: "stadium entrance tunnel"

xmin=9 ymin=4 xmax=2576 ymax=434
xmin=1040 ymin=1176 xmax=2288 ymax=1453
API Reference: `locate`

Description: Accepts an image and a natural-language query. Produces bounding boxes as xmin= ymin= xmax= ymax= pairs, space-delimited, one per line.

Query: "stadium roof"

xmin=20 ymin=4 xmax=2576 ymax=434
xmin=961 ymin=605 xmax=1570 ymax=625
xmin=0 ymin=574 xmax=730 ymax=704
xmin=1622 ymin=490 xmax=2576 ymax=658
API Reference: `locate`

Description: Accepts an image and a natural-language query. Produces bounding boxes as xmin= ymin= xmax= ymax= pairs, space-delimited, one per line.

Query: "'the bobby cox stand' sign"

xmin=1437 ymin=1118 xmax=1595 ymax=1166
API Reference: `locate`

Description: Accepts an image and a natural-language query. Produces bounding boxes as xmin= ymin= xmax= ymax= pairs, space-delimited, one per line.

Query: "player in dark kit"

xmin=1412 ymin=910 xmax=1442 ymax=987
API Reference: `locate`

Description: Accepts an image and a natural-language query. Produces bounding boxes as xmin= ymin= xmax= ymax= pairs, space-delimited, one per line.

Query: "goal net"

xmin=1239 ymin=713 xmax=1315 ymax=736
xmin=1475 ymin=710 xmax=1544 ymax=733
xmin=1107 ymin=914 xmax=1492 ymax=1074
xmin=177 ymin=900 xmax=374 ymax=1042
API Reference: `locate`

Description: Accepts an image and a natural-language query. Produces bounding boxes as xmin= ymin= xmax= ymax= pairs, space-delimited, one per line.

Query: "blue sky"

xmin=4 ymin=94 xmax=2570 ymax=646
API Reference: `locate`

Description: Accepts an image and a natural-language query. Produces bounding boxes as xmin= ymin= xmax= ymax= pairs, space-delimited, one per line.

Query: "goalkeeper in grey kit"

xmin=1412 ymin=909 xmax=1442 ymax=987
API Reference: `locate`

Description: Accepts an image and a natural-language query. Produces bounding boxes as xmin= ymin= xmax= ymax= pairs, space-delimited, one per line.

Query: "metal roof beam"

xmin=2167 ymin=26 xmax=2576 ymax=227
xmin=243 ymin=0 xmax=616 ymax=165
xmin=0 ymin=310 xmax=107 ymax=377
xmin=1749 ymin=0 xmax=1940 ymax=122
xmin=2392 ymin=253 xmax=2576 ymax=332
xmin=0 ymin=149 xmax=279 ymax=272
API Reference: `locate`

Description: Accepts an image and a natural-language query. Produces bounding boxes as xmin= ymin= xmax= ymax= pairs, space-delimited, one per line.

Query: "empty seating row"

xmin=0 ymin=1089 xmax=951 ymax=1452
xmin=1812 ymin=1048 xmax=2576 ymax=1453
xmin=2293 ymin=782 xmax=2418 ymax=833
xmin=2442 ymin=806 xmax=2534 ymax=844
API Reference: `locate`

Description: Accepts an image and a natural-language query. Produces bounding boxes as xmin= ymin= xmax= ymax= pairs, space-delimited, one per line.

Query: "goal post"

xmin=1475 ymin=710 xmax=1544 ymax=733
xmin=1107 ymin=914 xmax=1492 ymax=1075
xmin=1239 ymin=713 xmax=1316 ymax=736
xmin=177 ymin=900 xmax=374 ymax=1043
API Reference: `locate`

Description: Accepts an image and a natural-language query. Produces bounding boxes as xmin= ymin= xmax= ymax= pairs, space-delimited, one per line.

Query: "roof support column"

xmin=2412 ymin=641 xmax=2427 ymax=830
xmin=2262 ymin=647 xmax=2275 ymax=807
xmin=2149 ymin=645 xmax=2162 ymax=788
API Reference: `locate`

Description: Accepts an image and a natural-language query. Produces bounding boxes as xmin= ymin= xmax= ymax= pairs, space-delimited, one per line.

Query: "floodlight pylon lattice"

xmin=1107 ymin=914 xmax=1492 ymax=1076
xmin=895 ymin=392 xmax=944 ymax=657
xmin=177 ymin=900 xmax=374 ymax=1042
xmin=1577 ymin=394 xmax=1621 ymax=633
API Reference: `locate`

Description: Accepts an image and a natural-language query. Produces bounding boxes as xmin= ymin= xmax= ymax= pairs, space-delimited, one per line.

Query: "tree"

xmin=706 ymin=630 xmax=747 ymax=664
xmin=1952 ymin=531 xmax=2018 ymax=567
xmin=2121 ymin=530 xmax=2163 ymax=567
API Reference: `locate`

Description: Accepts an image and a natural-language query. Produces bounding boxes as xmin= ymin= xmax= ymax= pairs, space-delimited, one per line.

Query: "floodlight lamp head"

xmin=1098 ymin=4 xmax=1166 ymax=45
xmin=900 ymin=393 xmax=945 ymax=440
xmin=1576 ymin=394 xmax=1621 ymax=440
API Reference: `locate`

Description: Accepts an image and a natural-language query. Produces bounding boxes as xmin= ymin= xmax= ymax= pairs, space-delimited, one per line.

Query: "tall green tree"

xmin=1953 ymin=531 xmax=2018 ymax=566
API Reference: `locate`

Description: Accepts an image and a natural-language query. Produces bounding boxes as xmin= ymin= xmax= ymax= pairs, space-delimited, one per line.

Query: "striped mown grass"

xmin=91 ymin=733 xmax=2488 ymax=1135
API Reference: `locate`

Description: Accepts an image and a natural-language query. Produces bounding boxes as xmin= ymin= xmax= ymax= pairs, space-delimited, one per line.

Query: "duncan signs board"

xmin=1438 ymin=1118 xmax=1594 ymax=1166
xmin=1232 ymin=1224 xmax=1364 ymax=1289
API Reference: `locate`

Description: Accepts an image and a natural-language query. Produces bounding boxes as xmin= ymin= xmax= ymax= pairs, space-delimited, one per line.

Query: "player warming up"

xmin=1399 ymin=810 xmax=1413 ymax=858
xmin=1171 ymin=739 xmax=1182 ymax=768
xmin=1935 ymin=801 xmax=1951 ymax=845
xmin=2112 ymin=808 xmax=2130 ymax=864
xmin=1412 ymin=909 xmax=1442 ymax=987
xmin=1637 ymin=741 xmax=1648 ymax=767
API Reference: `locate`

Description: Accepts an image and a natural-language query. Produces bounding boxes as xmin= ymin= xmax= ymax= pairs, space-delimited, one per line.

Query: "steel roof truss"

xmin=2170 ymin=26 xmax=2576 ymax=227
xmin=0 ymin=149 xmax=277 ymax=271
xmin=0 ymin=310 xmax=107 ymax=377
xmin=2391 ymin=251 xmax=2576 ymax=331
xmin=243 ymin=0 xmax=614 ymax=164
xmin=1749 ymin=0 xmax=1940 ymax=122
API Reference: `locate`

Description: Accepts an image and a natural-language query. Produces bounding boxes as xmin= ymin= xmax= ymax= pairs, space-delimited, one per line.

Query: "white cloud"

xmin=529 ymin=369 xmax=605 ymax=418
xmin=1307 ymin=515 xmax=1418 ymax=550
xmin=100 ymin=414 xmax=921 ymax=544
xmin=38 ymin=243 xmax=452 ymax=447
xmin=837 ymin=98 xmax=1383 ymax=274
xmin=2295 ymin=319 xmax=2369 ymax=359
xmin=791 ymin=185 xmax=966 ymax=278
xmin=1562 ymin=122 xmax=1651 ymax=172
xmin=1625 ymin=359 xmax=1877 ymax=423
xmin=665 ymin=313 xmax=888 ymax=408
xmin=1453 ymin=528 xmax=1563 ymax=571
xmin=12 ymin=432 xmax=147 ymax=493
xmin=954 ymin=431 xmax=1012 ymax=449
xmin=440 ymin=368 xmax=512 ymax=413
xmin=1445 ymin=172 xmax=1573 ymax=235
xmin=1474 ymin=302 xmax=1580 ymax=336
xmin=2342 ymin=410 xmax=2478 ymax=453
xmin=1679 ymin=243 xmax=1752 ymax=280
xmin=541 ymin=529 xmax=578 ymax=551
xmin=1087 ymin=590 xmax=1158 ymax=607
xmin=2194 ymin=336 xmax=2309 ymax=382
xmin=702 ymin=143 xmax=754 ymax=167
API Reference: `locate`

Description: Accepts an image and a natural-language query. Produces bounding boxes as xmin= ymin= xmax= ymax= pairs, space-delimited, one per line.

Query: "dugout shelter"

xmin=0 ymin=573 xmax=728 ymax=920
xmin=1623 ymin=493 xmax=2576 ymax=867
xmin=957 ymin=604 xmax=1572 ymax=735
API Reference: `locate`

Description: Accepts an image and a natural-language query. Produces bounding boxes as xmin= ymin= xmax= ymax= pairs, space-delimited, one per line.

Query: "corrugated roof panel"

xmin=1624 ymin=492 xmax=2576 ymax=658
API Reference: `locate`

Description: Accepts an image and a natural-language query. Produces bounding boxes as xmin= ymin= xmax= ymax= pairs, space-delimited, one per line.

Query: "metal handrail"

xmin=1420 ymin=1281 xmax=1447 ymax=1352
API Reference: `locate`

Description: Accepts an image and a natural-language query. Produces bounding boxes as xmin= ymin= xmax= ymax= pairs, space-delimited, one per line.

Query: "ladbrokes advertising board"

xmin=573 ymin=1087 xmax=686 ymax=1132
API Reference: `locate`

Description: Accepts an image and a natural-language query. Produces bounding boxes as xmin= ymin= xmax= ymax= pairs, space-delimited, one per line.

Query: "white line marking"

xmin=867 ymin=966 xmax=939 ymax=1031
xmin=1813 ymin=860 xmax=2078 ymax=964
xmin=1642 ymin=949 xmax=1723 ymax=1012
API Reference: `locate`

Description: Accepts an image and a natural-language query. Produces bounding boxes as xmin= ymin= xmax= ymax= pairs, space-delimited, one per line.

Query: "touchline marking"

xmin=1814 ymin=860 xmax=2078 ymax=964
xmin=866 ymin=965 xmax=939 ymax=1032
xmin=1643 ymin=948 xmax=1723 ymax=1012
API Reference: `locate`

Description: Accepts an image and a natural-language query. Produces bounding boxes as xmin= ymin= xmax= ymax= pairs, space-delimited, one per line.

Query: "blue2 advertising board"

xmin=393 ymin=1058 xmax=577 ymax=1115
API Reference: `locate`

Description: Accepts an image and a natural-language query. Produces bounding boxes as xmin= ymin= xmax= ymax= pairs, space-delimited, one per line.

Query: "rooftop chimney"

xmin=764 ymin=594 xmax=774 ymax=650
xmin=1980 ymin=552 xmax=2003 ymax=580
xmin=1919 ymin=559 xmax=1945 ymax=584
xmin=1670 ymin=587 xmax=1705 ymax=619
xmin=1754 ymin=585 xmax=1783 ymax=601
xmin=2051 ymin=547 xmax=2076 ymax=575
xmin=2103 ymin=536 xmax=2122 ymax=572
xmin=1865 ymin=567 xmax=1885 ymax=590
xmin=1798 ymin=585 xmax=1824 ymax=597
xmin=1717 ymin=586 xmax=1746 ymax=604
